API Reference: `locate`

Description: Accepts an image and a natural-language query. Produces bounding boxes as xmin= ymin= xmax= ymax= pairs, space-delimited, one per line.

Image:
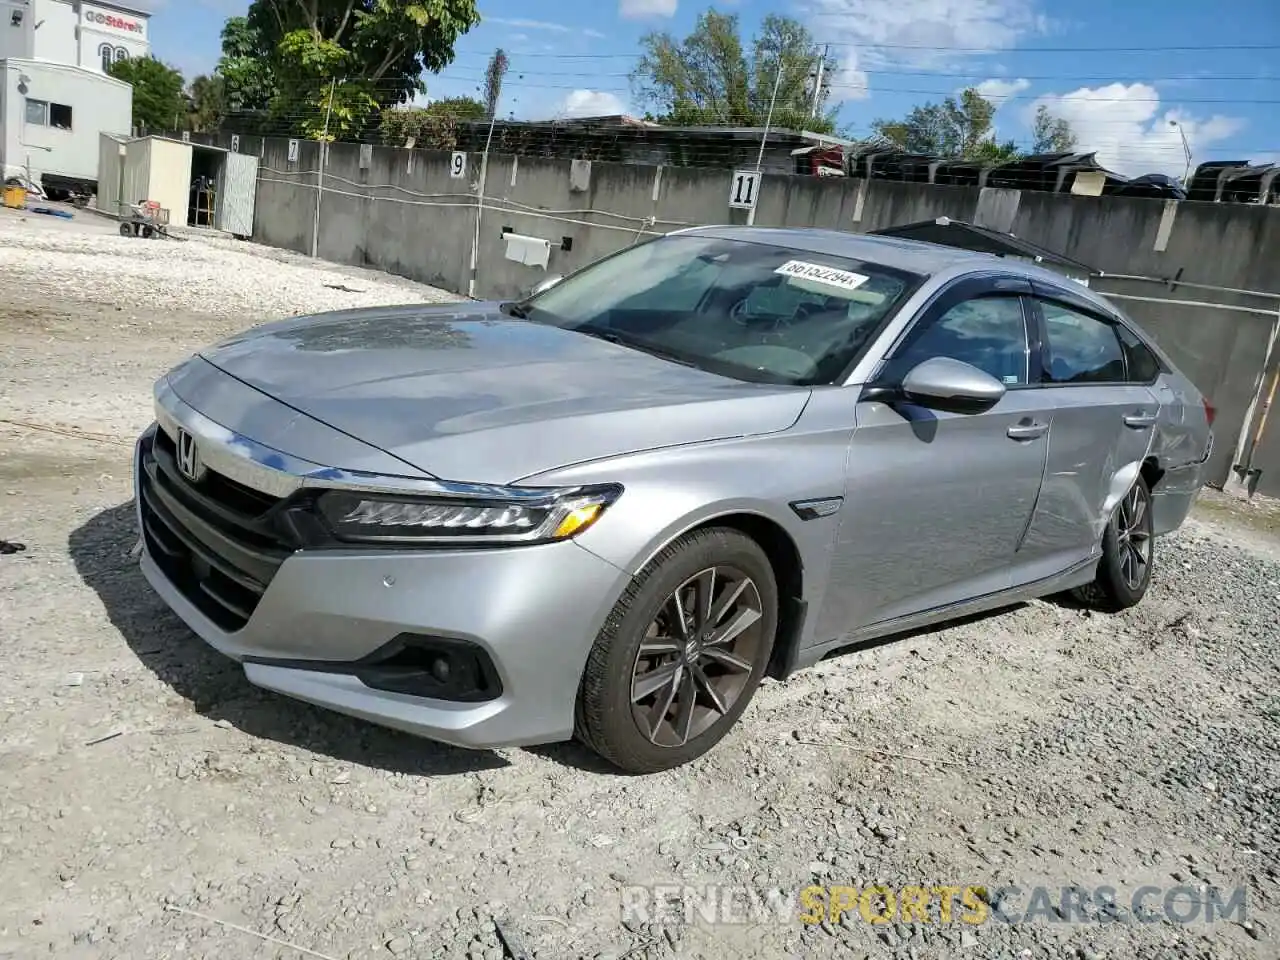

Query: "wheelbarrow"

xmin=119 ymin=201 xmax=172 ymax=239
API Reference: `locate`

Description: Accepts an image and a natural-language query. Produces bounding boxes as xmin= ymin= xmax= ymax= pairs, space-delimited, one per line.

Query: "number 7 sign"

xmin=728 ymin=169 xmax=760 ymax=210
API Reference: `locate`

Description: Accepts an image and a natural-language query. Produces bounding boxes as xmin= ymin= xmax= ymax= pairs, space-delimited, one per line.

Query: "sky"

xmin=153 ymin=0 xmax=1280 ymax=178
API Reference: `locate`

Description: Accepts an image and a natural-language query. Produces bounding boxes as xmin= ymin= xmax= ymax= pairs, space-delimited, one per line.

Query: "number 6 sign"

xmin=450 ymin=152 xmax=467 ymax=179
xmin=728 ymin=169 xmax=760 ymax=210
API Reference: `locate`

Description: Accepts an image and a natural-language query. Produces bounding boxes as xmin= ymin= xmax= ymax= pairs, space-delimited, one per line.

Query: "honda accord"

xmin=133 ymin=226 xmax=1214 ymax=773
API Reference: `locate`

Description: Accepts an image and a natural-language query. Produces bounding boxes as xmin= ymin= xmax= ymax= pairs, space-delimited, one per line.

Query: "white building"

xmin=0 ymin=0 xmax=145 ymax=195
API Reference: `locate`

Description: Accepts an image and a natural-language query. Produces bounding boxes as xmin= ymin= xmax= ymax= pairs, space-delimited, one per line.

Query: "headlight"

xmin=315 ymin=483 xmax=622 ymax=546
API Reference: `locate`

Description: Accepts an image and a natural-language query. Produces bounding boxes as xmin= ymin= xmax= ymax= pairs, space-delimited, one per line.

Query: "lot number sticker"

xmin=450 ymin=152 xmax=467 ymax=179
xmin=774 ymin=260 xmax=870 ymax=291
xmin=729 ymin=169 xmax=760 ymax=209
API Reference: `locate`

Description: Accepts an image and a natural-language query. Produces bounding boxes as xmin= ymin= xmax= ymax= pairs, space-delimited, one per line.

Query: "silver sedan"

xmin=133 ymin=226 xmax=1214 ymax=773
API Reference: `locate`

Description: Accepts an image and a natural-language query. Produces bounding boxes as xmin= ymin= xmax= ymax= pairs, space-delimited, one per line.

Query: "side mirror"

xmin=528 ymin=274 xmax=563 ymax=298
xmin=899 ymin=356 xmax=1006 ymax=412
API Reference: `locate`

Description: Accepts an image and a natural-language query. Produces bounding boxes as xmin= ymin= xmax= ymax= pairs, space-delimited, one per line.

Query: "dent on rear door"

xmin=1023 ymin=384 xmax=1158 ymax=573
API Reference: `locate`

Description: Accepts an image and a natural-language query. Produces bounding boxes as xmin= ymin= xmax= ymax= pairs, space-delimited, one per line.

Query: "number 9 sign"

xmin=450 ymin=152 xmax=467 ymax=179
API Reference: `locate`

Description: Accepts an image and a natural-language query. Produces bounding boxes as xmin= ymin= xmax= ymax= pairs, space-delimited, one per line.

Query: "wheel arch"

xmin=634 ymin=509 xmax=809 ymax=683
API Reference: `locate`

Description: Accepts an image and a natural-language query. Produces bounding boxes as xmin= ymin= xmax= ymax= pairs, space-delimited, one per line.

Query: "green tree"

xmin=187 ymin=75 xmax=226 ymax=132
xmin=483 ymin=48 xmax=509 ymax=118
xmin=1031 ymin=104 xmax=1077 ymax=154
xmin=217 ymin=16 xmax=276 ymax=113
xmin=379 ymin=96 xmax=487 ymax=147
xmin=108 ymin=56 xmax=187 ymax=132
xmin=630 ymin=11 xmax=837 ymax=134
xmin=872 ymin=87 xmax=1020 ymax=162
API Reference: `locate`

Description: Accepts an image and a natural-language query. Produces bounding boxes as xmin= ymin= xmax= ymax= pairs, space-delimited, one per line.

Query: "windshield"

xmin=519 ymin=235 xmax=921 ymax=385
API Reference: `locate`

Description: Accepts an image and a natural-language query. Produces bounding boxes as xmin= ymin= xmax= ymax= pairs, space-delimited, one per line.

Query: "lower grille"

xmin=138 ymin=427 xmax=295 ymax=631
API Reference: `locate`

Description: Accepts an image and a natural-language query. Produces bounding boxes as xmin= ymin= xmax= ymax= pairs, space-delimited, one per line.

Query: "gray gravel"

xmin=0 ymin=211 xmax=1276 ymax=960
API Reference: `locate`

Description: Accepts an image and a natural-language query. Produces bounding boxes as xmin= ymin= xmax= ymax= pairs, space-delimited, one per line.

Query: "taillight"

xmin=1202 ymin=397 xmax=1215 ymax=426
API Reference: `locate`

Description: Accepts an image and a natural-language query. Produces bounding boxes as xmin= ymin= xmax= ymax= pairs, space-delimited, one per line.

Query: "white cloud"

xmin=584 ymin=28 xmax=608 ymax=39
xmin=1026 ymin=83 xmax=1247 ymax=177
xmin=560 ymin=89 xmax=628 ymax=118
xmin=802 ymin=0 xmax=1049 ymax=100
xmin=973 ymin=77 xmax=1030 ymax=106
xmin=486 ymin=17 xmax=572 ymax=33
xmin=620 ymin=0 xmax=678 ymax=19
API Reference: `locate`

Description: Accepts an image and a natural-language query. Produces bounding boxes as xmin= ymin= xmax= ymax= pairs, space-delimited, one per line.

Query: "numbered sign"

xmin=181 ymin=130 xmax=191 ymax=143
xmin=287 ymin=138 xmax=300 ymax=163
xmin=729 ymin=169 xmax=760 ymax=210
xmin=230 ymin=134 xmax=240 ymax=154
xmin=450 ymin=151 xmax=467 ymax=179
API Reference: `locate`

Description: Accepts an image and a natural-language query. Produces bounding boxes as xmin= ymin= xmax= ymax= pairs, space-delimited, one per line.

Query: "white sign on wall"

xmin=81 ymin=4 xmax=147 ymax=38
xmin=450 ymin=152 xmax=467 ymax=179
xmin=287 ymin=139 xmax=300 ymax=163
xmin=728 ymin=169 xmax=760 ymax=210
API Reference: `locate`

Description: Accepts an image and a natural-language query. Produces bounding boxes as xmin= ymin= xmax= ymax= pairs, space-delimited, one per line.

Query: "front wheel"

xmin=575 ymin=528 xmax=778 ymax=773
xmin=1074 ymin=476 xmax=1155 ymax=612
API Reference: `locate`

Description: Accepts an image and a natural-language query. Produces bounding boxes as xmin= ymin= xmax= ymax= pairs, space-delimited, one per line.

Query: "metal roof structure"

xmin=868 ymin=217 xmax=1097 ymax=278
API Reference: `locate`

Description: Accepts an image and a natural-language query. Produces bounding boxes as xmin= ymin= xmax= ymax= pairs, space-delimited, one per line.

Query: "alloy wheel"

xmin=629 ymin=566 xmax=766 ymax=748
xmin=1115 ymin=483 xmax=1152 ymax=590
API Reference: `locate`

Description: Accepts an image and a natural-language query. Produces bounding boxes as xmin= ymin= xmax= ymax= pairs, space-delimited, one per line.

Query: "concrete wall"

xmin=235 ymin=135 xmax=1280 ymax=494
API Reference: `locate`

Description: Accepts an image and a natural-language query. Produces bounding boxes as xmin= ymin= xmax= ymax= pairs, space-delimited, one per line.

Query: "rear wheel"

xmin=1073 ymin=476 xmax=1154 ymax=612
xmin=575 ymin=528 xmax=778 ymax=773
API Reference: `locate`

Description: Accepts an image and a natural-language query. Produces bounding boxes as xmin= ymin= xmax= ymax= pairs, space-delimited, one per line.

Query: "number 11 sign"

xmin=728 ymin=169 xmax=761 ymax=210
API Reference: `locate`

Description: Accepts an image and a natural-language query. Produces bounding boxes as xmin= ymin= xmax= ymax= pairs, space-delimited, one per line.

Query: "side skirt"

xmin=790 ymin=554 xmax=1099 ymax=672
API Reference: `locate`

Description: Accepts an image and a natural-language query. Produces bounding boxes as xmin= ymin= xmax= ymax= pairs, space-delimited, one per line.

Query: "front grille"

xmin=139 ymin=427 xmax=296 ymax=631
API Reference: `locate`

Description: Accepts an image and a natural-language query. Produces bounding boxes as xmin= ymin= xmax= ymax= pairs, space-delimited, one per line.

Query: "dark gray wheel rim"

xmin=630 ymin=566 xmax=765 ymax=748
xmin=1115 ymin=483 xmax=1152 ymax=590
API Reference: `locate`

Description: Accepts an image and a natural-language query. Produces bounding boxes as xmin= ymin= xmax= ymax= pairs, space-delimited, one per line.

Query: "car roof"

xmin=673 ymin=225 xmax=997 ymax=276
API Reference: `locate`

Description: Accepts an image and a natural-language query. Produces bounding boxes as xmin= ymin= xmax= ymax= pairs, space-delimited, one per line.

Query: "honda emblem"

xmin=175 ymin=428 xmax=205 ymax=483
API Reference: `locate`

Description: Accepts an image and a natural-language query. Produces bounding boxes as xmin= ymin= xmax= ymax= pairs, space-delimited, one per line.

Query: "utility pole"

xmin=748 ymin=62 xmax=784 ymax=227
xmin=1169 ymin=120 xmax=1192 ymax=185
xmin=311 ymin=77 xmax=337 ymax=259
xmin=469 ymin=94 xmax=501 ymax=298
xmin=810 ymin=45 xmax=828 ymax=119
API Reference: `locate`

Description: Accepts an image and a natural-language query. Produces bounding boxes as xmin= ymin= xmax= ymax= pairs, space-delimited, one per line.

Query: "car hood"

xmin=193 ymin=302 xmax=811 ymax=484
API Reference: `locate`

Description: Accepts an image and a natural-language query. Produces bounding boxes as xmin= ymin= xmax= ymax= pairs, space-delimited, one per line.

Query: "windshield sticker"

xmin=775 ymin=260 xmax=870 ymax=291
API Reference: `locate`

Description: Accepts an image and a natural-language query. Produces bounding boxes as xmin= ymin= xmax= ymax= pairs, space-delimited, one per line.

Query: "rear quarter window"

xmin=1115 ymin=324 xmax=1162 ymax=383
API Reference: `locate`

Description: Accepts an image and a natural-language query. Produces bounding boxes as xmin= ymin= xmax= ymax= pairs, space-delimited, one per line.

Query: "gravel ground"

xmin=0 ymin=212 xmax=1277 ymax=960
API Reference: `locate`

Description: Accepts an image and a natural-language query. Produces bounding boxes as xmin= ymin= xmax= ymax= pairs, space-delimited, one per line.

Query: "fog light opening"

xmin=354 ymin=635 xmax=502 ymax=703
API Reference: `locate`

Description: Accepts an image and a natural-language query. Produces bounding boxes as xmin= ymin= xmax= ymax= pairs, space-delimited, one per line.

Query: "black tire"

xmin=141 ymin=225 xmax=155 ymax=239
xmin=119 ymin=222 xmax=133 ymax=237
xmin=1073 ymin=475 xmax=1155 ymax=612
xmin=575 ymin=527 xmax=778 ymax=774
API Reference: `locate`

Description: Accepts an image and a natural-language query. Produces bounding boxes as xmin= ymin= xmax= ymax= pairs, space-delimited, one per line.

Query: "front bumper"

xmin=133 ymin=428 xmax=633 ymax=750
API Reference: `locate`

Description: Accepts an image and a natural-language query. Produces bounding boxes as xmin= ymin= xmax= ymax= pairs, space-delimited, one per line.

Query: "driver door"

xmin=821 ymin=276 xmax=1055 ymax=635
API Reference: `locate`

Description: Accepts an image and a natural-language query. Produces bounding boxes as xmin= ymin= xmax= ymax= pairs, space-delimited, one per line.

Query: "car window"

xmin=1039 ymin=300 xmax=1126 ymax=384
xmin=1116 ymin=324 xmax=1161 ymax=383
xmin=888 ymin=295 xmax=1031 ymax=385
xmin=523 ymin=235 xmax=919 ymax=386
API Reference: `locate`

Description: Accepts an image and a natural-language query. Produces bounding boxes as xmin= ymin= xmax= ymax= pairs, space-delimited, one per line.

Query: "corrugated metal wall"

xmin=96 ymin=133 xmax=126 ymax=214
xmin=120 ymin=137 xmax=151 ymax=212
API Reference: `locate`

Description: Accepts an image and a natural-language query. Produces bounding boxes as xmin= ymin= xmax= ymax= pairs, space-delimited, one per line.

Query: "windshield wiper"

xmin=575 ymin=326 xmax=697 ymax=367
xmin=498 ymin=300 xmax=529 ymax=319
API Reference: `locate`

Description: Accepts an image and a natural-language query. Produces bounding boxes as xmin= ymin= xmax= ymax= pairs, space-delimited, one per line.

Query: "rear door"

xmin=1017 ymin=284 xmax=1160 ymax=579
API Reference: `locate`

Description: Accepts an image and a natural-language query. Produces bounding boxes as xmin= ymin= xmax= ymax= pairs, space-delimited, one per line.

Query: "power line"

xmin=438 ymin=60 xmax=1280 ymax=84
xmin=311 ymin=75 xmax=1280 ymax=105
xmin=452 ymin=43 xmax=1280 ymax=59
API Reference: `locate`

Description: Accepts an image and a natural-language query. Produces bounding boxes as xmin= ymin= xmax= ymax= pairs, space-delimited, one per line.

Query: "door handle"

xmin=1007 ymin=420 xmax=1048 ymax=440
xmin=1123 ymin=413 xmax=1158 ymax=429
